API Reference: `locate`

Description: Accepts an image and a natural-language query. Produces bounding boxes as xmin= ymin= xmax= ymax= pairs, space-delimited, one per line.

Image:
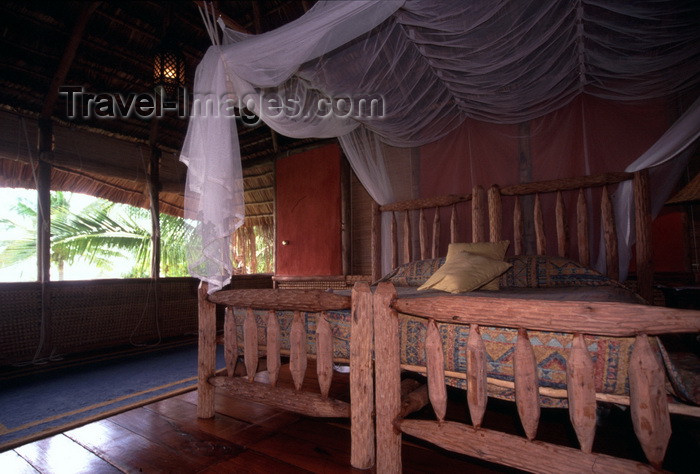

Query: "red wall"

xmin=419 ymin=95 xmax=687 ymax=272
xmin=275 ymin=144 xmax=342 ymax=276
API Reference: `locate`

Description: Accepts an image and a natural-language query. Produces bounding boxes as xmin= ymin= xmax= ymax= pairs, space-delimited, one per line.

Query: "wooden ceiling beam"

xmin=41 ymin=2 xmax=100 ymax=119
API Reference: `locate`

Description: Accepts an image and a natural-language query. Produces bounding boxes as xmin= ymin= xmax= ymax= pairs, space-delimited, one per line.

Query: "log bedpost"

xmin=197 ymin=282 xmax=216 ymax=418
xmin=634 ymin=170 xmax=653 ymax=303
xmin=374 ymin=282 xmax=402 ymax=473
xmin=350 ymin=282 xmax=375 ymax=469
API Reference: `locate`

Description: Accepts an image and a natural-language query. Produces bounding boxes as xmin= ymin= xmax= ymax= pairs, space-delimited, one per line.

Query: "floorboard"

xmin=3 ymin=362 xmax=698 ymax=473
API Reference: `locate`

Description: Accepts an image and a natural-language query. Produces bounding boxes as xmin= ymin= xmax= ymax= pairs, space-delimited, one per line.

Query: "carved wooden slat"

xmin=403 ymin=210 xmax=412 ymax=264
xmin=567 ymin=333 xmax=596 ymax=453
xmin=576 ymin=189 xmax=590 ymax=267
xmin=513 ymin=196 xmax=524 ymax=255
xmin=634 ymin=170 xmax=653 ymax=302
xmin=266 ymin=310 xmax=281 ymax=386
xmin=371 ymin=201 xmax=381 ymax=282
xmin=243 ymin=307 xmax=259 ymax=382
xmin=629 ymin=334 xmax=671 ymax=468
xmin=534 ymin=194 xmax=546 ymax=255
xmin=488 ymin=185 xmax=502 ymax=242
xmin=398 ymin=419 xmax=657 ymax=473
xmin=514 ymin=328 xmax=539 ymax=440
xmin=472 ymin=185 xmax=486 ymax=243
xmin=450 ymin=204 xmax=458 ymax=243
xmin=555 ymin=190 xmax=568 ymax=257
xmin=351 ymin=282 xmax=375 ymax=469
xmin=601 ymin=185 xmax=619 ymax=280
xmin=373 ymin=282 xmax=402 ymax=473
xmin=466 ymin=324 xmax=487 ymax=428
xmin=432 ymin=207 xmax=441 ymax=258
xmin=390 ymin=212 xmax=398 ymax=270
xmin=426 ymin=319 xmax=447 ymax=422
xmin=197 ymin=282 xmax=216 ymax=418
xmin=224 ymin=307 xmax=238 ymax=377
xmin=316 ymin=312 xmax=333 ymax=398
xmin=290 ymin=310 xmax=307 ymax=391
xmin=419 ymin=208 xmax=428 ymax=260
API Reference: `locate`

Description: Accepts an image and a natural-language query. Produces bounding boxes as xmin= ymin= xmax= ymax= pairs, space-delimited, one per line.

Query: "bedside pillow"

xmin=446 ymin=241 xmax=510 ymax=290
xmin=417 ymin=252 xmax=512 ymax=294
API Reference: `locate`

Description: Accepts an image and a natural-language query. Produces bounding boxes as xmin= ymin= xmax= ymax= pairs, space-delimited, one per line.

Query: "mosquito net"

xmin=180 ymin=0 xmax=700 ymax=291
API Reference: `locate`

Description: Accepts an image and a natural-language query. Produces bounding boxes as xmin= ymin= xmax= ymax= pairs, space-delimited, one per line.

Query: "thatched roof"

xmin=0 ymin=1 xmax=324 ymax=216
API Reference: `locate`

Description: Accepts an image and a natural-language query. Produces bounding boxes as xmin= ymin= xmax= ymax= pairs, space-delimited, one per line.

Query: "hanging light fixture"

xmin=153 ymin=40 xmax=185 ymax=98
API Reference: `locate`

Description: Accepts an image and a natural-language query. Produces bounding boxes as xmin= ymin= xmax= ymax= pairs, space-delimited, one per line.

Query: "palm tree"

xmin=0 ymin=191 xmax=195 ymax=280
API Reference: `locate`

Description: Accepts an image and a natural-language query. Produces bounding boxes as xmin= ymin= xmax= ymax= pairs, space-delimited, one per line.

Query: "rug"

xmin=0 ymin=342 xmax=224 ymax=451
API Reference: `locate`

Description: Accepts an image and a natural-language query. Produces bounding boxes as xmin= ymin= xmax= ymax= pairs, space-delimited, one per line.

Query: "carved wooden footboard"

xmin=197 ymin=281 xmax=375 ymax=469
xmin=372 ymin=282 xmax=700 ymax=473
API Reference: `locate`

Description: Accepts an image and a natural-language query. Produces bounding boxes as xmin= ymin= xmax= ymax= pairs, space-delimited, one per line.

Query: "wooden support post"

xmin=419 ymin=208 xmax=428 ymax=260
xmin=197 ymin=282 xmax=216 ymax=418
xmin=634 ymin=170 xmax=653 ymax=302
xmin=350 ymin=282 xmax=375 ymax=469
xmin=374 ymin=282 xmax=402 ymax=473
xmin=402 ymin=210 xmax=412 ymax=264
xmin=37 ymin=119 xmax=53 ymax=360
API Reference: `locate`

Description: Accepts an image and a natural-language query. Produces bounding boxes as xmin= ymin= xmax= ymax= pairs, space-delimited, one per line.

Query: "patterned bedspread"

xmin=232 ymin=256 xmax=698 ymax=407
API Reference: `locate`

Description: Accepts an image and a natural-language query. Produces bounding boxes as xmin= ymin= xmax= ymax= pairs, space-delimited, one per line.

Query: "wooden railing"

xmin=372 ymin=281 xmax=700 ymax=473
xmin=372 ymin=171 xmax=653 ymax=301
xmin=198 ymin=283 xmax=375 ymax=469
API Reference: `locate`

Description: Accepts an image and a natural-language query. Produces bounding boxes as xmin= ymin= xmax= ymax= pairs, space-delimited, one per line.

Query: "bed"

xmin=197 ymin=170 xmax=699 ymax=471
xmin=365 ymin=170 xmax=700 ymax=472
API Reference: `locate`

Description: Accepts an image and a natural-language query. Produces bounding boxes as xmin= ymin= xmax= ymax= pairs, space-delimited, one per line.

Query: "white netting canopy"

xmin=180 ymin=0 xmax=700 ymax=292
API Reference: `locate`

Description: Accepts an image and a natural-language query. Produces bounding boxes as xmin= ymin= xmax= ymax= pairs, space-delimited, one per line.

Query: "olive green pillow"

xmin=417 ymin=251 xmax=512 ymax=294
xmin=445 ymin=241 xmax=510 ymax=290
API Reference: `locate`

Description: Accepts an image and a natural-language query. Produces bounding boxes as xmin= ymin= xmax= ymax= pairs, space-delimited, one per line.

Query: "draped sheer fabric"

xmin=180 ymin=0 xmax=700 ymax=291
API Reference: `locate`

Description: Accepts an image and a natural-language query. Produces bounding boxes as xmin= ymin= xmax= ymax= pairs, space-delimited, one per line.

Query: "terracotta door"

xmin=275 ymin=144 xmax=342 ymax=276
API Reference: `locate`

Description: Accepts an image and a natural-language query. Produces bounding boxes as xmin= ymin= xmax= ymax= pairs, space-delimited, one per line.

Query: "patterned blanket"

xmin=232 ymin=256 xmax=698 ymax=407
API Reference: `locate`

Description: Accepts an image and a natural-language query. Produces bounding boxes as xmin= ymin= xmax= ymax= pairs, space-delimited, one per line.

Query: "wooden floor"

xmin=1 ymin=364 xmax=698 ymax=473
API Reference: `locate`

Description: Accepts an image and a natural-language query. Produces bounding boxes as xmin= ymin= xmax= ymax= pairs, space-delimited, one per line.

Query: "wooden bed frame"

xmin=197 ymin=282 xmax=376 ymax=469
xmin=371 ymin=170 xmax=654 ymax=302
xmin=196 ymin=169 xmax=696 ymax=471
xmin=370 ymin=282 xmax=700 ymax=472
xmin=366 ymin=170 xmax=699 ymax=471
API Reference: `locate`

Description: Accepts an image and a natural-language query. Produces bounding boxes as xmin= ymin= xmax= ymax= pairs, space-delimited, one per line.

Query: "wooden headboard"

xmin=371 ymin=170 xmax=652 ymax=301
